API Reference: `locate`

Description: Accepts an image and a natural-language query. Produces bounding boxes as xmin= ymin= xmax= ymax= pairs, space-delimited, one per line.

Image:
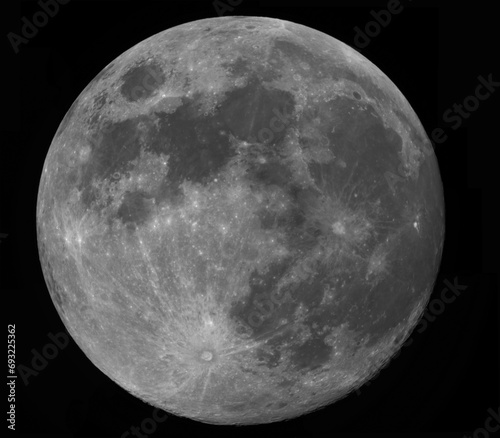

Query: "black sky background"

xmin=1 ymin=1 xmax=498 ymax=437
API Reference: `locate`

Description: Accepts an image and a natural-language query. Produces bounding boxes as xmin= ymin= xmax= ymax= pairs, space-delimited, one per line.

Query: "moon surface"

xmin=37 ymin=16 xmax=444 ymax=424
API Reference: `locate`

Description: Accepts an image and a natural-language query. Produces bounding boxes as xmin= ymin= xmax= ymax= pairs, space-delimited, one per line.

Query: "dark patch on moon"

xmin=303 ymin=97 xmax=405 ymax=214
xmin=80 ymin=117 xmax=144 ymax=207
xmin=151 ymin=104 xmax=235 ymax=204
xmin=290 ymin=336 xmax=332 ymax=371
xmin=253 ymin=160 xmax=293 ymax=188
xmin=294 ymin=267 xmax=329 ymax=308
xmin=222 ymin=57 xmax=251 ymax=79
xmin=279 ymin=189 xmax=324 ymax=252
xmin=120 ymin=60 xmax=166 ymax=102
xmin=229 ymin=259 xmax=295 ymax=339
xmin=153 ymin=82 xmax=294 ymax=204
xmin=273 ymin=38 xmax=320 ymax=66
xmin=255 ymin=345 xmax=282 ymax=368
xmin=116 ymin=191 xmax=155 ymax=229
xmin=220 ymin=78 xmax=296 ymax=147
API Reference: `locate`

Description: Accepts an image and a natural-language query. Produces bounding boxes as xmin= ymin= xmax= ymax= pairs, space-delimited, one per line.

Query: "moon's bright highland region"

xmin=37 ymin=16 xmax=444 ymax=424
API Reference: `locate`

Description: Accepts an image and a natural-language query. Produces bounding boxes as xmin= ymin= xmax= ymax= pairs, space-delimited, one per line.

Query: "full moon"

xmin=37 ymin=16 xmax=444 ymax=424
